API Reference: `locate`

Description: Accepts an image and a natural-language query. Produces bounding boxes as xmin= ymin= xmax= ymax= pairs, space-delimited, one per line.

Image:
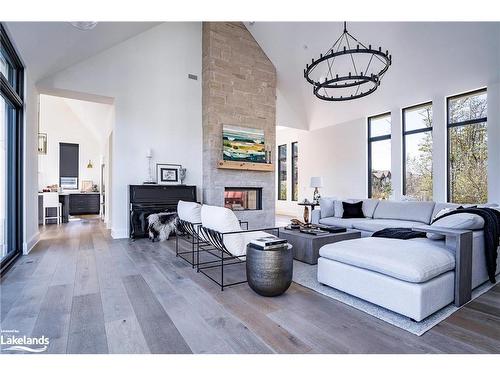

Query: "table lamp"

xmin=310 ymin=176 xmax=323 ymax=203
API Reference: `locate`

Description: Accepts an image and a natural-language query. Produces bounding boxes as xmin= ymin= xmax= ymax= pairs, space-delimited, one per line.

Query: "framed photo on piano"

xmin=156 ymin=163 xmax=182 ymax=185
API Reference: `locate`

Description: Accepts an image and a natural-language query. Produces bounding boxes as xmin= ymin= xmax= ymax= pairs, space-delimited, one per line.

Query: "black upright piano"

xmin=129 ymin=184 xmax=197 ymax=238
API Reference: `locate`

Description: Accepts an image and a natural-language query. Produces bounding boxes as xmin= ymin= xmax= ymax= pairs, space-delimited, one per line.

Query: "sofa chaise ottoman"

xmin=314 ymin=198 xmax=500 ymax=321
xmin=317 ymin=237 xmax=456 ymax=321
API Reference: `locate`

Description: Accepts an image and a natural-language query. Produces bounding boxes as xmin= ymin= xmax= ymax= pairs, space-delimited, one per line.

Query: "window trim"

xmin=277 ymin=144 xmax=287 ymax=201
xmin=1 ymin=23 xmax=25 ymax=275
xmin=367 ymin=112 xmax=391 ymax=198
xmin=402 ymin=101 xmax=433 ymax=197
xmin=291 ymin=141 xmax=298 ymax=202
xmin=446 ymin=88 xmax=487 ymax=203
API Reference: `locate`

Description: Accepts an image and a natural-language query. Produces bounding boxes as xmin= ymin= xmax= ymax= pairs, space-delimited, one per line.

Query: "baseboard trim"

xmin=111 ymin=228 xmax=128 ymax=239
xmin=23 ymin=231 xmax=40 ymax=255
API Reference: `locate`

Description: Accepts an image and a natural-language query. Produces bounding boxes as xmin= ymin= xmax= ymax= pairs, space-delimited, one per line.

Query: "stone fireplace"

xmin=202 ymin=22 xmax=277 ymax=228
xmin=224 ymin=187 xmax=263 ymax=211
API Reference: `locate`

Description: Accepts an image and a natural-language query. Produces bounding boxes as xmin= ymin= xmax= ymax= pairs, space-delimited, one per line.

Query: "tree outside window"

xmin=403 ymin=103 xmax=433 ymax=201
xmin=447 ymin=89 xmax=487 ymax=204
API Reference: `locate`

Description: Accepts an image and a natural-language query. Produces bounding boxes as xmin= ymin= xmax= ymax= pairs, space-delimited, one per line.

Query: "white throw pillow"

xmin=201 ymin=205 xmax=245 ymax=256
xmin=361 ymin=199 xmax=380 ymax=218
xmin=427 ymin=212 xmax=485 ymax=240
xmin=177 ymin=200 xmax=202 ymax=223
xmin=433 ymin=207 xmax=456 ymax=220
xmin=319 ymin=197 xmax=336 ymax=218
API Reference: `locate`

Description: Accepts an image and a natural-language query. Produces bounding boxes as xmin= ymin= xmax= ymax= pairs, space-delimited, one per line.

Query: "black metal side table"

xmin=246 ymin=243 xmax=293 ymax=297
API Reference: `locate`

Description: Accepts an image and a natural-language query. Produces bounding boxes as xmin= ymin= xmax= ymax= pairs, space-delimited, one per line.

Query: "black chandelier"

xmin=304 ymin=22 xmax=392 ymax=101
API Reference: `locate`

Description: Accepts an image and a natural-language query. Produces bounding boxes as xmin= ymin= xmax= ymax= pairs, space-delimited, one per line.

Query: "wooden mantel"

xmin=217 ymin=160 xmax=274 ymax=172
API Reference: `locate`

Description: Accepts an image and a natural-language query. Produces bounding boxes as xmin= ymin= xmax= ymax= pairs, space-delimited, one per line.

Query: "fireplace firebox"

xmin=224 ymin=187 xmax=262 ymax=211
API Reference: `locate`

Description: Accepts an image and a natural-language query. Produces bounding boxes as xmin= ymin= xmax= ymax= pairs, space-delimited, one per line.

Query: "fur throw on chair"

xmin=148 ymin=212 xmax=178 ymax=242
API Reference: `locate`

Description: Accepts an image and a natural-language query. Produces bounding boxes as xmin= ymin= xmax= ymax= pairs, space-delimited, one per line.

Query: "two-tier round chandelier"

xmin=304 ymin=22 xmax=392 ymax=102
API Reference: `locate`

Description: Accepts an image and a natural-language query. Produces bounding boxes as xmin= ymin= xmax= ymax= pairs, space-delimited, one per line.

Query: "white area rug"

xmin=292 ymin=260 xmax=498 ymax=336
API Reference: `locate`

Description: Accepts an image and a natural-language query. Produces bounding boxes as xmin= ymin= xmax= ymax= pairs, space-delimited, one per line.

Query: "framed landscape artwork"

xmin=156 ymin=163 xmax=182 ymax=185
xmin=222 ymin=125 xmax=266 ymax=163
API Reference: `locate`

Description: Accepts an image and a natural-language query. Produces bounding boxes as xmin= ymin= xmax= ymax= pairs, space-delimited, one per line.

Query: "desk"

xmin=38 ymin=192 xmax=100 ymax=224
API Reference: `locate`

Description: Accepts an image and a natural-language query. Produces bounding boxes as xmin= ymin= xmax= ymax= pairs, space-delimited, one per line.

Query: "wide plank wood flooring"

xmin=1 ymin=218 xmax=499 ymax=354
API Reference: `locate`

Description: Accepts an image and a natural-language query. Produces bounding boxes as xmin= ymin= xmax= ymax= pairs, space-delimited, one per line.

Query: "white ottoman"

xmin=317 ymin=237 xmax=456 ymax=321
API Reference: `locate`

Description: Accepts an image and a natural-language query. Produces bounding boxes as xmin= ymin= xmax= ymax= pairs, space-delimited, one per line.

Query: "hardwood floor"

xmin=1 ymin=218 xmax=499 ymax=354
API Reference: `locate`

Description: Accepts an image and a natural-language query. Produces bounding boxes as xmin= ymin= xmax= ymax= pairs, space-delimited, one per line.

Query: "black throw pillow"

xmin=342 ymin=201 xmax=365 ymax=219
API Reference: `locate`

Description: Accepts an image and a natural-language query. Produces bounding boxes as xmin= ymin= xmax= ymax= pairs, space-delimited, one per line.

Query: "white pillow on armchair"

xmin=201 ymin=205 xmax=246 ymax=256
xmin=177 ymin=200 xmax=202 ymax=223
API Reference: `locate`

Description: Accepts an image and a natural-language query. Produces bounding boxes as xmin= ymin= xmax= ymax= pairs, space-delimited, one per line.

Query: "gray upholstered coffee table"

xmin=279 ymin=228 xmax=361 ymax=265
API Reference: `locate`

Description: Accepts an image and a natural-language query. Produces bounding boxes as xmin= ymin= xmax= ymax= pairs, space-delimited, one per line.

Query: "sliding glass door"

xmin=1 ymin=23 xmax=24 ymax=273
xmin=1 ymin=95 xmax=7 ymax=261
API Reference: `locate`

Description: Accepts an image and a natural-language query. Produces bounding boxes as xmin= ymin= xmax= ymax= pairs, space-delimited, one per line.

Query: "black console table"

xmin=129 ymin=184 xmax=197 ymax=238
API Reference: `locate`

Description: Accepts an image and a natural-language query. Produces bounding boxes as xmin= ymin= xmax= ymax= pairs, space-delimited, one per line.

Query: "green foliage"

xmin=449 ymin=94 xmax=488 ymax=204
xmin=372 ymin=175 xmax=392 ymax=200
xmin=405 ymin=107 xmax=433 ymax=201
xmin=279 ymin=181 xmax=287 ymax=200
xmin=404 ymin=95 xmax=488 ymax=204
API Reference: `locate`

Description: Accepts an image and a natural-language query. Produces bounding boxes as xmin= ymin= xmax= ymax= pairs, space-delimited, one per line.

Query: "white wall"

xmin=38 ymin=95 xmax=105 ymax=190
xmin=277 ymin=86 xmax=500 ymax=206
xmin=275 ymin=127 xmax=308 ymax=217
xmin=23 ymin=73 xmax=40 ymax=253
xmin=37 ymin=22 xmax=203 ymax=238
xmin=275 ymin=22 xmax=500 ymax=206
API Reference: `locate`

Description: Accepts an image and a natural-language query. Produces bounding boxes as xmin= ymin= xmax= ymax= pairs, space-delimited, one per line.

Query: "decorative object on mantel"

xmin=222 ymin=125 xmax=266 ymax=163
xmin=179 ymin=167 xmax=187 ymax=184
xmin=144 ymin=148 xmax=156 ymax=184
xmin=38 ymin=133 xmax=47 ymax=154
xmin=217 ymin=160 xmax=274 ymax=172
xmin=310 ymin=176 xmax=323 ymax=203
xmin=265 ymin=145 xmax=272 ymax=164
xmin=156 ymin=163 xmax=182 ymax=185
xmin=304 ymin=21 xmax=391 ymax=102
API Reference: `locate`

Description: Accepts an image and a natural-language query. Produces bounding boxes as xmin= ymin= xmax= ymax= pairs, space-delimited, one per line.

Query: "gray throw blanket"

xmin=433 ymin=207 xmax=499 ymax=283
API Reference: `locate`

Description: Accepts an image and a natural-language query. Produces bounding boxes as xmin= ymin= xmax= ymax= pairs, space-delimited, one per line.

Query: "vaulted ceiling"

xmin=245 ymin=22 xmax=500 ymax=130
xmin=5 ymin=22 xmax=160 ymax=82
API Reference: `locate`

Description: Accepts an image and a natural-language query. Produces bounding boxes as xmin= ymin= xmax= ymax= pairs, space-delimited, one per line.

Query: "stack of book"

xmin=249 ymin=236 xmax=288 ymax=250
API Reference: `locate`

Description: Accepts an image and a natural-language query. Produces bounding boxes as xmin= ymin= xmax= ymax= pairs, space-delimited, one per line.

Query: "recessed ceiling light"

xmin=303 ymin=44 xmax=308 ymax=50
xmin=70 ymin=22 xmax=98 ymax=31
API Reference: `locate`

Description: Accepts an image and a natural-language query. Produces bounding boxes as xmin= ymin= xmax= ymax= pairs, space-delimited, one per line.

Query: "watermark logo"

xmin=1 ymin=330 xmax=49 ymax=353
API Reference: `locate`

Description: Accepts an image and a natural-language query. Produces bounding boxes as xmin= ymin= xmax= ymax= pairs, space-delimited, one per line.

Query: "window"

xmin=403 ymin=103 xmax=433 ymax=201
xmin=59 ymin=143 xmax=79 ymax=189
xmin=368 ymin=113 xmax=392 ymax=199
xmin=278 ymin=144 xmax=287 ymax=200
xmin=447 ymin=89 xmax=487 ymax=204
xmin=1 ymin=23 xmax=24 ymax=274
xmin=291 ymin=142 xmax=298 ymax=201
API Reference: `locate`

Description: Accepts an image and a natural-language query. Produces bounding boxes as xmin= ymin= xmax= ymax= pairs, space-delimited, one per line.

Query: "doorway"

xmin=37 ymin=94 xmax=114 ymax=226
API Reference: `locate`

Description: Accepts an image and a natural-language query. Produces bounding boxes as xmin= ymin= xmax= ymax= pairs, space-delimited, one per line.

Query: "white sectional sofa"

xmin=312 ymin=198 xmax=500 ymax=321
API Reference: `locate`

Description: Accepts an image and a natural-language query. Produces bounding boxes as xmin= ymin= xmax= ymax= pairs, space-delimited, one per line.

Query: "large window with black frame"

xmin=447 ymin=88 xmax=488 ymax=204
xmin=368 ymin=113 xmax=392 ymax=199
xmin=278 ymin=144 xmax=287 ymax=200
xmin=1 ymin=23 xmax=25 ymax=274
xmin=403 ymin=102 xmax=433 ymax=201
xmin=291 ymin=142 xmax=298 ymax=201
